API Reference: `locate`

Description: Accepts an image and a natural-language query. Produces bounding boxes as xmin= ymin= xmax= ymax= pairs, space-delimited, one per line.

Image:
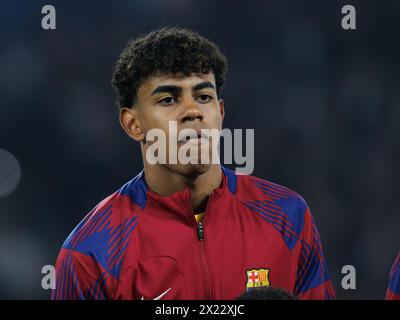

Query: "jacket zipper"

xmin=197 ymin=222 xmax=204 ymax=240
xmin=187 ymin=192 xmax=216 ymax=299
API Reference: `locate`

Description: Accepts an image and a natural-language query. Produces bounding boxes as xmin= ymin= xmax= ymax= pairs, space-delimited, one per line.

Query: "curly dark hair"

xmin=111 ymin=27 xmax=228 ymax=108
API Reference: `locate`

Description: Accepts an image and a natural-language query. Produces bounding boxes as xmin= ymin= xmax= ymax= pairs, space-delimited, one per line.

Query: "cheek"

xmin=207 ymin=106 xmax=223 ymax=126
xmin=144 ymin=111 xmax=175 ymax=139
xmin=141 ymin=107 xmax=169 ymax=129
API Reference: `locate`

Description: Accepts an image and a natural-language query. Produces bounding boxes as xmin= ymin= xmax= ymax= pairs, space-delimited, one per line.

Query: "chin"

xmin=167 ymin=163 xmax=212 ymax=179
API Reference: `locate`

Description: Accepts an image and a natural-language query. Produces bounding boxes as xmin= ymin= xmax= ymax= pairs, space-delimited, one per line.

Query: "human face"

xmin=120 ymin=72 xmax=225 ymax=176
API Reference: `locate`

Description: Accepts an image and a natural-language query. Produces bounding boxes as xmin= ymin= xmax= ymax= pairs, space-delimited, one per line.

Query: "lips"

xmin=178 ymin=129 xmax=209 ymax=142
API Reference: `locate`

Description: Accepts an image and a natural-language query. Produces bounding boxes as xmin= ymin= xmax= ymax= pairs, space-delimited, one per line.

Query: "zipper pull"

xmin=197 ymin=222 xmax=204 ymax=241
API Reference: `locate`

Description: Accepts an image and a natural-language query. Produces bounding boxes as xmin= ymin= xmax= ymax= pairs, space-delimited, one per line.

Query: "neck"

xmin=143 ymin=163 xmax=223 ymax=214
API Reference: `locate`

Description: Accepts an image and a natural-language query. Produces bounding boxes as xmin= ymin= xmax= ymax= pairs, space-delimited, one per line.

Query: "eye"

xmin=196 ymin=94 xmax=213 ymax=103
xmin=158 ymin=96 xmax=176 ymax=106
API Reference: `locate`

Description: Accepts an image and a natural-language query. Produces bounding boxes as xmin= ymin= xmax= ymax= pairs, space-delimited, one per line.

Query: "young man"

xmin=386 ymin=251 xmax=400 ymax=300
xmin=51 ymin=28 xmax=335 ymax=300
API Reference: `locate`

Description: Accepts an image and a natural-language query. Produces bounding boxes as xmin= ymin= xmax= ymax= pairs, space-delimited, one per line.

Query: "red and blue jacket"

xmin=386 ymin=251 xmax=400 ymax=300
xmin=51 ymin=166 xmax=335 ymax=300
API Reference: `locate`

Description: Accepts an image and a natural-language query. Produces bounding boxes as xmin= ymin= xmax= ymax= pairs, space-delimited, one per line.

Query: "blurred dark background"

xmin=0 ymin=0 xmax=399 ymax=299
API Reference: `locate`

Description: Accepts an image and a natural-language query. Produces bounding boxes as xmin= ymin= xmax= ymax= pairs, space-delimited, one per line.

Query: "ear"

xmin=119 ymin=106 xmax=145 ymax=142
xmin=218 ymin=99 xmax=225 ymax=120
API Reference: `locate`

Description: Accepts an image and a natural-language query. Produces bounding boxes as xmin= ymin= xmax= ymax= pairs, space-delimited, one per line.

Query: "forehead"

xmin=138 ymin=72 xmax=216 ymax=95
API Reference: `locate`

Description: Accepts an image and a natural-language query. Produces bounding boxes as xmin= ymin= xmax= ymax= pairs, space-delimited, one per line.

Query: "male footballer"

xmin=51 ymin=27 xmax=335 ymax=300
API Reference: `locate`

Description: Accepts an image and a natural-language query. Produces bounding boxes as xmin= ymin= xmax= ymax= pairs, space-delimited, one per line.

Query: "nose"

xmin=179 ymin=99 xmax=204 ymax=123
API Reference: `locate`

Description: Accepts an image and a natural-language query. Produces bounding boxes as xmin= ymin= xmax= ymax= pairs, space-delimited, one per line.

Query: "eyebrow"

xmin=150 ymin=81 xmax=216 ymax=96
xmin=193 ymin=81 xmax=216 ymax=92
xmin=151 ymin=85 xmax=182 ymax=96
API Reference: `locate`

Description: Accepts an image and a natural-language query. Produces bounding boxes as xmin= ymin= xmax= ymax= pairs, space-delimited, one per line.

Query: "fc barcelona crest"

xmin=245 ymin=268 xmax=270 ymax=289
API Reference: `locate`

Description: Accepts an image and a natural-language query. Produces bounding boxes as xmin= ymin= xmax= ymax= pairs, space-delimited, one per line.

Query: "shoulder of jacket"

xmin=61 ymin=172 xmax=146 ymax=276
xmin=234 ymin=173 xmax=310 ymax=251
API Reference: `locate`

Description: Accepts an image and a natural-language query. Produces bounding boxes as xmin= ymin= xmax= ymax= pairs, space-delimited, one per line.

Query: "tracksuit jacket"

xmin=51 ymin=166 xmax=335 ymax=300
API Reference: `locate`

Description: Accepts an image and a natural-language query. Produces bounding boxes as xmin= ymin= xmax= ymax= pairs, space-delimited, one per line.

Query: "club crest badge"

xmin=245 ymin=268 xmax=271 ymax=290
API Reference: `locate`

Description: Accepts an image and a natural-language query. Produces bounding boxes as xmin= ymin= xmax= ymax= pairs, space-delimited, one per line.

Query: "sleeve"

xmin=294 ymin=206 xmax=336 ymax=300
xmin=385 ymin=251 xmax=400 ymax=300
xmin=51 ymin=248 xmax=109 ymax=300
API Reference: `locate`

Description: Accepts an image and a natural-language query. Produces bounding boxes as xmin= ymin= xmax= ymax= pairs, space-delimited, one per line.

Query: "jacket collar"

xmin=123 ymin=166 xmax=237 ymax=216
